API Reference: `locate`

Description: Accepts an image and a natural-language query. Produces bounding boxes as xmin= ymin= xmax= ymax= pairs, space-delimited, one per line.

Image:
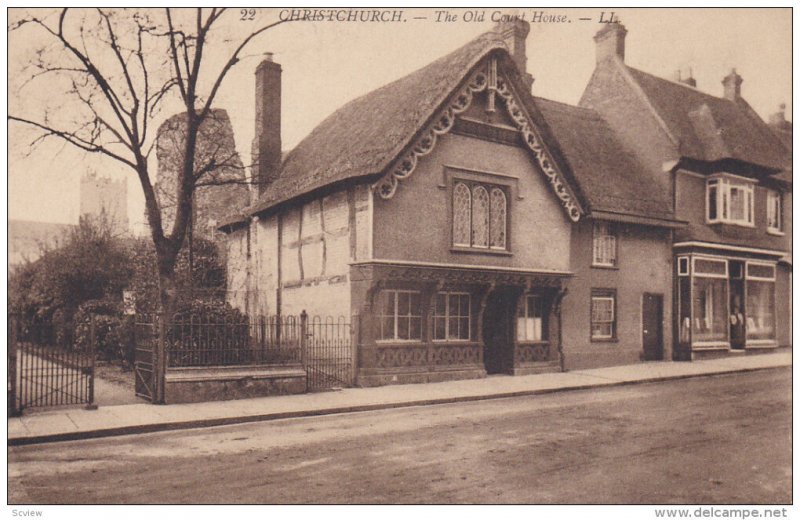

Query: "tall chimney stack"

xmin=722 ymin=68 xmax=743 ymax=101
xmin=594 ymin=23 xmax=627 ymax=63
xmin=495 ymin=19 xmax=534 ymax=92
xmin=252 ymin=53 xmax=282 ymax=195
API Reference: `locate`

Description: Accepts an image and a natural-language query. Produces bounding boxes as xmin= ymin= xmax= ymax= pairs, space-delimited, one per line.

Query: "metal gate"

xmin=134 ymin=314 xmax=160 ymax=403
xmin=302 ymin=313 xmax=355 ymax=391
xmin=9 ymin=316 xmax=96 ymax=414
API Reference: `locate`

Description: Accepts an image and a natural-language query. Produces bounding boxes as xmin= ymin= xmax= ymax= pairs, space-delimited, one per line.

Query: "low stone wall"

xmin=164 ymin=364 xmax=306 ymax=404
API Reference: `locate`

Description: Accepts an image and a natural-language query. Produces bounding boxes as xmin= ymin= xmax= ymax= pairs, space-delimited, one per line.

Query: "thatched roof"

xmin=222 ymin=30 xmax=512 ymax=226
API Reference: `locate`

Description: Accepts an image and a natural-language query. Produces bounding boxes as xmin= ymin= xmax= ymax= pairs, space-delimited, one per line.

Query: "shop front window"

xmin=745 ymin=263 xmax=776 ymax=341
xmin=692 ymin=277 xmax=728 ymax=342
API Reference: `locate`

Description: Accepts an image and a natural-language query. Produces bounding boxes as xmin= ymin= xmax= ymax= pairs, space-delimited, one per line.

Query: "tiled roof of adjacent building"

xmin=624 ymin=66 xmax=790 ymax=172
xmin=533 ymin=97 xmax=675 ymax=221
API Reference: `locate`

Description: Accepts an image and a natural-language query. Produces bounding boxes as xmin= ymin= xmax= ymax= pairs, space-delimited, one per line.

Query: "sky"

xmin=7 ymin=7 xmax=793 ymax=234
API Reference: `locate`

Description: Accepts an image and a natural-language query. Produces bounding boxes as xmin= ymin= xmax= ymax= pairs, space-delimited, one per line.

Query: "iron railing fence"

xmin=133 ymin=312 xmax=355 ymax=390
xmin=136 ymin=314 xmax=304 ymax=368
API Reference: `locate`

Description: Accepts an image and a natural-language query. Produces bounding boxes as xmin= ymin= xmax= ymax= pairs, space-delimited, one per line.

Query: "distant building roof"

xmin=623 ymin=66 xmax=790 ymax=172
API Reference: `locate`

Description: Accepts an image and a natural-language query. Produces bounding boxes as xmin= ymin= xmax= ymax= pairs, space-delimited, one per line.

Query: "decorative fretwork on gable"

xmin=373 ymin=57 xmax=583 ymax=222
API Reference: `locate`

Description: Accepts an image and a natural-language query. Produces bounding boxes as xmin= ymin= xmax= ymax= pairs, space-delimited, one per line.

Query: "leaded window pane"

xmin=453 ymin=182 xmax=471 ymax=246
xmin=490 ymin=188 xmax=507 ymax=249
xmin=472 ymin=186 xmax=489 ymax=248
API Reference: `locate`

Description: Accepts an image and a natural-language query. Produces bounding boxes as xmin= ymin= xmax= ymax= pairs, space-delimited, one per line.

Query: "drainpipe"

xmin=554 ymin=287 xmax=569 ymax=372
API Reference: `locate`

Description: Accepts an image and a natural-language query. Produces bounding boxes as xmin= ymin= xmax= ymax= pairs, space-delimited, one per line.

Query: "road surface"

xmin=8 ymin=368 xmax=791 ymax=504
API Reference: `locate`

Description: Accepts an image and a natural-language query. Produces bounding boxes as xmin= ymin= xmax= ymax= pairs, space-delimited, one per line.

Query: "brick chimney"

xmin=252 ymin=53 xmax=282 ymax=195
xmin=594 ymin=23 xmax=627 ymax=63
xmin=495 ymin=19 xmax=534 ymax=92
xmin=722 ymin=68 xmax=743 ymax=101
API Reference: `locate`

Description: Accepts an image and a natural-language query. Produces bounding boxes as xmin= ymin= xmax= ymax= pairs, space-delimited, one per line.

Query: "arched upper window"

xmin=471 ymin=185 xmax=490 ymax=248
xmin=452 ymin=182 xmax=471 ymax=247
xmin=451 ymin=180 xmax=508 ymax=251
xmin=490 ymin=188 xmax=507 ymax=249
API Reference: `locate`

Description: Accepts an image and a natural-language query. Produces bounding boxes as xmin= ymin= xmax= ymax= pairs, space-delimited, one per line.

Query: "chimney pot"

xmin=677 ymin=67 xmax=697 ymax=88
xmin=594 ymin=23 xmax=627 ymax=64
xmin=722 ymin=68 xmax=743 ymax=101
xmin=768 ymin=103 xmax=790 ymax=129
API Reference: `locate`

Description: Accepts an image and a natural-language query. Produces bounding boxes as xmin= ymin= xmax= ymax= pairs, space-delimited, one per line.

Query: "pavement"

xmin=7 ymin=351 xmax=791 ymax=446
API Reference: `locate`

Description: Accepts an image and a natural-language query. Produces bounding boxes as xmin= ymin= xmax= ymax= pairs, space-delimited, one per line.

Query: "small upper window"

xmin=707 ymin=175 xmax=754 ymax=227
xmin=452 ymin=181 xmax=508 ymax=251
xmin=767 ymin=190 xmax=783 ymax=234
xmin=592 ymin=222 xmax=617 ymax=267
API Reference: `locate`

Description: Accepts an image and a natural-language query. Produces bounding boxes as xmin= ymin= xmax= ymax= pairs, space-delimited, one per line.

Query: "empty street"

xmin=8 ymin=368 xmax=791 ymax=504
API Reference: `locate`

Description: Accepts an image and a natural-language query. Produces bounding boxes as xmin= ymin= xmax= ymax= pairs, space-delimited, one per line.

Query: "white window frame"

xmin=706 ymin=174 xmax=755 ymax=227
xmin=376 ymin=290 xmax=423 ymax=342
xmin=766 ymin=189 xmax=784 ymax=235
xmin=692 ymin=256 xmax=729 ymax=279
xmin=745 ymin=261 xmax=777 ymax=282
xmin=592 ymin=222 xmax=617 ymax=267
xmin=432 ymin=292 xmax=471 ymax=342
xmin=678 ymin=256 xmax=690 ymax=276
xmin=591 ymin=292 xmax=616 ymax=340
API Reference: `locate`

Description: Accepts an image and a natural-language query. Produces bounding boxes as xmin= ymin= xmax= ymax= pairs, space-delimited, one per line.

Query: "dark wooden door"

xmin=729 ymin=261 xmax=746 ymax=350
xmin=482 ymin=289 xmax=515 ymax=374
xmin=642 ymin=293 xmax=664 ymax=361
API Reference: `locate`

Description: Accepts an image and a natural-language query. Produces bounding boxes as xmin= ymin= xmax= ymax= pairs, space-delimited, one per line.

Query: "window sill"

xmin=707 ymin=220 xmax=755 ymax=229
xmin=375 ymin=340 xmax=424 ymax=345
xmin=766 ymin=228 xmax=785 ymax=236
xmin=450 ymin=247 xmax=512 ymax=256
xmin=591 ymin=263 xmax=619 ymax=270
xmin=590 ymin=337 xmax=618 ymax=343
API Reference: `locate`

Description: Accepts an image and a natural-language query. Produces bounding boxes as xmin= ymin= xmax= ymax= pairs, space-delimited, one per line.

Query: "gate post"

xmin=154 ymin=312 xmax=167 ymax=404
xmin=8 ymin=314 xmax=20 ymax=417
xmin=85 ymin=314 xmax=99 ymax=410
xmin=351 ymin=312 xmax=360 ymax=387
xmin=300 ymin=310 xmax=308 ymax=370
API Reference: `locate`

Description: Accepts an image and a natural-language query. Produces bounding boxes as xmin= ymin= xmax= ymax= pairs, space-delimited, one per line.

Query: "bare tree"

xmin=9 ymin=8 xmax=283 ymax=316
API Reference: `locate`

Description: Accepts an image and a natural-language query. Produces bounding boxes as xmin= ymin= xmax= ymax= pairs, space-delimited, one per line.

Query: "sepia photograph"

xmin=5 ymin=5 xmax=794 ymax=512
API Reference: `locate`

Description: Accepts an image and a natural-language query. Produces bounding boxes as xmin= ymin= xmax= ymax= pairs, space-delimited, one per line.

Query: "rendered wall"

xmin=562 ymin=219 xmax=674 ymax=370
xmin=372 ymin=132 xmax=572 ymax=272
